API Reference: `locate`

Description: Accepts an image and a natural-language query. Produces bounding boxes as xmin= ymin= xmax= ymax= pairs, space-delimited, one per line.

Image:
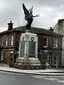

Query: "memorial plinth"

xmin=16 ymin=30 xmax=41 ymax=69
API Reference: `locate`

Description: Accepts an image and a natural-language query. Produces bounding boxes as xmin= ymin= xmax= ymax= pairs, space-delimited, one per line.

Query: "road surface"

xmin=0 ymin=71 xmax=64 ymax=85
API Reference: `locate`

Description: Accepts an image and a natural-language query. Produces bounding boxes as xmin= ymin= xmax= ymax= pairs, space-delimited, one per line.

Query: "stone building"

xmin=0 ymin=21 xmax=21 ymax=64
xmin=0 ymin=21 xmax=62 ymax=68
xmin=53 ymin=19 xmax=64 ymax=67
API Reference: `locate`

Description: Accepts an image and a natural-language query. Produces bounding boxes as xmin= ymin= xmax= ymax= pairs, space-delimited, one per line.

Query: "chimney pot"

xmin=8 ymin=21 xmax=13 ymax=30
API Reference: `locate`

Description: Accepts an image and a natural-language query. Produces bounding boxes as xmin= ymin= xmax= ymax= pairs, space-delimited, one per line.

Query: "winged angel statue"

xmin=22 ymin=3 xmax=39 ymax=29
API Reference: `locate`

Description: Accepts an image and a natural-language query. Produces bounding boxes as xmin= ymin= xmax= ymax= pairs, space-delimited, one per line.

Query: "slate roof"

xmin=0 ymin=26 xmax=62 ymax=36
xmin=14 ymin=26 xmax=61 ymax=36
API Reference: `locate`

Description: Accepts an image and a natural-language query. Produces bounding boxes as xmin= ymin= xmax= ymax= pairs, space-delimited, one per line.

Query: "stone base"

xmin=14 ymin=57 xmax=46 ymax=69
xmin=16 ymin=57 xmax=41 ymax=65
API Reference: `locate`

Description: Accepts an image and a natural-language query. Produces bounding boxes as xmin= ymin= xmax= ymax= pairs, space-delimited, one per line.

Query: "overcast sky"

xmin=0 ymin=0 xmax=64 ymax=32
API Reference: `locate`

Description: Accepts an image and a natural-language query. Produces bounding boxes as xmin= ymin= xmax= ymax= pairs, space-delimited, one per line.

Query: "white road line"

xmin=57 ymin=80 xmax=64 ymax=83
xmin=43 ymin=76 xmax=64 ymax=78
xmin=0 ymin=71 xmax=24 ymax=75
xmin=32 ymin=75 xmax=64 ymax=84
xmin=32 ymin=75 xmax=45 ymax=78
xmin=45 ymin=78 xmax=64 ymax=84
xmin=44 ymin=78 xmax=58 ymax=81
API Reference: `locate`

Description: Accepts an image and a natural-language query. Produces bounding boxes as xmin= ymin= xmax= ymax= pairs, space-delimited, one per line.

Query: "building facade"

xmin=53 ymin=19 xmax=64 ymax=67
xmin=0 ymin=21 xmax=21 ymax=64
xmin=0 ymin=21 xmax=62 ymax=68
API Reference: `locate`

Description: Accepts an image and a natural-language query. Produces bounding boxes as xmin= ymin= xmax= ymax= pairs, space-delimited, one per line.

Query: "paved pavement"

xmin=0 ymin=63 xmax=64 ymax=76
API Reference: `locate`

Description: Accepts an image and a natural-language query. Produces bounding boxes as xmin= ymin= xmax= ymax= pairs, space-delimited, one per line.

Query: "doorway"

xmin=3 ymin=50 xmax=9 ymax=64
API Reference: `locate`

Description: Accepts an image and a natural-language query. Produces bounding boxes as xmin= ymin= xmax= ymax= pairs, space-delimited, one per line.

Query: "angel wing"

xmin=22 ymin=3 xmax=29 ymax=17
xmin=29 ymin=6 xmax=33 ymax=14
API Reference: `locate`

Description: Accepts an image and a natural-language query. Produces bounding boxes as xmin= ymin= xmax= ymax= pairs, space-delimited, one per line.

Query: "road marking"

xmin=48 ymin=76 xmax=64 ymax=78
xmin=0 ymin=71 xmax=24 ymax=75
xmin=44 ymin=77 xmax=58 ymax=81
xmin=32 ymin=75 xmax=64 ymax=84
xmin=32 ymin=75 xmax=45 ymax=78
xmin=57 ymin=80 xmax=64 ymax=83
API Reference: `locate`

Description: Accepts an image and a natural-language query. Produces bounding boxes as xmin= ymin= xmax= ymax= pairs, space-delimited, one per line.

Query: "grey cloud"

xmin=21 ymin=0 xmax=64 ymax=7
xmin=0 ymin=0 xmax=64 ymax=32
xmin=0 ymin=0 xmax=22 ymax=26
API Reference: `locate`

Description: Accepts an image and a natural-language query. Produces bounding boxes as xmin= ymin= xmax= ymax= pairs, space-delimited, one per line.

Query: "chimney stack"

xmin=8 ymin=21 xmax=13 ymax=30
xmin=58 ymin=19 xmax=64 ymax=28
xmin=49 ymin=27 xmax=54 ymax=32
xmin=58 ymin=19 xmax=64 ymax=23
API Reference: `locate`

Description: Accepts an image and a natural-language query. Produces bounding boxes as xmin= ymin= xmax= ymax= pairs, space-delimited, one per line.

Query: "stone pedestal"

xmin=16 ymin=30 xmax=41 ymax=68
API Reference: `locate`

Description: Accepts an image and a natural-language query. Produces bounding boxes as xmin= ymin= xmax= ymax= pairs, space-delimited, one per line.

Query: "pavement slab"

xmin=0 ymin=64 xmax=64 ymax=76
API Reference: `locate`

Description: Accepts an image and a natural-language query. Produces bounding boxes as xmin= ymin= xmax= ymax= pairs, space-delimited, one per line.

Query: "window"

xmin=54 ymin=56 xmax=56 ymax=64
xmin=52 ymin=52 xmax=57 ymax=65
xmin=43 ymin=37 xmax=48 ymax=47
xmin=11 ymin=35 xmax=13 ymax=46
xmin=1 ymin=51 xmax=4 ymax=60
xmin=8 ymin=36 xmax=11 ymax=46
xmin=6 ymin=37 xmax=8 ymax=46
xmin=0 ymin=38 xmax=2 ymax=46
xmin=54 ymin=38 xmax=58 ymax=48
xmin=2 ymin=36 xmax=6 ymax=46
xmin=2 ymin=37 xmax=3 ymax=46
